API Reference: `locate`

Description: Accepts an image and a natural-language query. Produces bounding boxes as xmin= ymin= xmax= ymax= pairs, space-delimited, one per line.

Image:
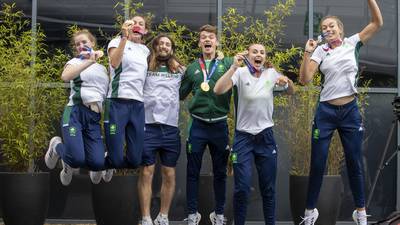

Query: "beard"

xmin=156 ymin=53 xmax=172 ymax=61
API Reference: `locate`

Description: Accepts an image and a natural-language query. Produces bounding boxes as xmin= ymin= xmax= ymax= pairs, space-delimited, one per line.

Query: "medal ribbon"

xmin=243 ymin=56 xmax=265 ymax=76
xmin=198 ymin=58 xmax=219 ymax=83
xmin=243 ymin=57 xmax=257 ymax=74
xmin=77 ymin=45 xmax=92 ymax=60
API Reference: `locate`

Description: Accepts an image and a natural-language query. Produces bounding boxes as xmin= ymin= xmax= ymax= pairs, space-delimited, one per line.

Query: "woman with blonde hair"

xmin=45 ymin=29 xmax=109 ymax=186
xmin=299 ymin=1 xmax=383 ymax=224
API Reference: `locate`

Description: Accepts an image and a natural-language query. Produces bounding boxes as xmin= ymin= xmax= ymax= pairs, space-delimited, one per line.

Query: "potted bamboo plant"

xmin=0 ymin=4 xmax=66 ymax=225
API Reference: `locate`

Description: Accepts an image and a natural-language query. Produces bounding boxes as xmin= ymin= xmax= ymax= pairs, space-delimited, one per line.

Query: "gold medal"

xmin=200 ymin=82 xmax=210 ymax=92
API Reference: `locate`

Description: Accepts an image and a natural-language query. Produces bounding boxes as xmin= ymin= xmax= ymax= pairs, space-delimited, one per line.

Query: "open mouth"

xmin=254 ymin=59 xmax=262 ymax=65
xmin=132 ymin=31 xmax=143 ymax=35
xmin=204 ymin=44 xmax=212 ymax=50
xmin=132 ymin=26 xmax=144 ymax=35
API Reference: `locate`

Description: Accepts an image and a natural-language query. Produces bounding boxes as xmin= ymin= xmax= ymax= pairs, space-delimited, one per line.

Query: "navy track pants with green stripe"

xmin=306 ymin=98 xmax=365 ymax=209
xmin=232 ymin=127 xmax=277 ymax=225
xmin=186 ymin=118 xmax=230 ymax=215
xmin=56 ymin=104 xmax=105 ymax=171
xmin=103 ymin=98 xmax=145 ymax=169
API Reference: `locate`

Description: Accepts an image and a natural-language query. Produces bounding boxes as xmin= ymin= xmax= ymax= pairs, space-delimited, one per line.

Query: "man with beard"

xmin=180 ymin=24 xmax=233 ymax=225
xmin=138 ymin=34 xmax=184 ymax=225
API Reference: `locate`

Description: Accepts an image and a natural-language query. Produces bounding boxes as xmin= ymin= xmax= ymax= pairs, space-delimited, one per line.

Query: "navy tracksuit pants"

xmin=306 ymin=99 xmax=365 ymax=209
xmin=103 ymin=98 xmax=145 ymax=169
xmin=232 ymin=127 xmax=277 ymax=225
xmin=56 ymin=104 xmax=105 ymax=171
xmin=186 ymin=118 xmax=230 ymax=215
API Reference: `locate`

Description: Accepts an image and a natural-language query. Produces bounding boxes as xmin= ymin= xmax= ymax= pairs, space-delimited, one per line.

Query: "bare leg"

xmin=138 ymin=165 xmax=155 ymax=217
xmin=160 ymin=165 xmax=176 ymax=215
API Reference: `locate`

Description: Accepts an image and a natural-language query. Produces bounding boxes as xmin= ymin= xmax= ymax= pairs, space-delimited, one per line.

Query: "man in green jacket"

xmin=180 ymin=24 xmax=233 ymax=225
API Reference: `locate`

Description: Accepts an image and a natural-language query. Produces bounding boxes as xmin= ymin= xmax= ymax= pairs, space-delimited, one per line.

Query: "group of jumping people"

xmin=44 ymin=0 xmax=383 ymax=224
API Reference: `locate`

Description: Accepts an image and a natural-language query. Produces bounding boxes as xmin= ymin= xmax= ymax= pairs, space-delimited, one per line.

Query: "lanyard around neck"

xmin=243 ymin=57 xmax=257 ymax=74
xmin=243 ymin=56 xmax=265 ymax=76
xmin=198 ymin=58 xmax=219 ymax=82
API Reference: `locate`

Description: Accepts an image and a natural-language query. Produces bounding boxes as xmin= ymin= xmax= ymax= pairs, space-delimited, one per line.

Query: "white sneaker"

xmin=210 ymin=211 xmax=226 ymax=225
xmin=45 ymin=136 xmax=61 ymax=169
xmin=300 ymin=208 xmax=319 ymax=225
xmin=141 ymin=218 xmax=153 ymax=225
xmin=102 ymin=169 xmax=114 ymax=182
xmin=154 ymin=214 xmax=169 ymax=225
xmin=185 ymin=212 xmax=201 ymax=225
xmin=89 ymin=171 xmax=103 ymax=184
xmin=60 ymin=160 xmax=73 ymax=186
xmin=352 ymin=210 xmax=368 ymax=225
xmin=102 ymin=151 xmax=114 ymax=182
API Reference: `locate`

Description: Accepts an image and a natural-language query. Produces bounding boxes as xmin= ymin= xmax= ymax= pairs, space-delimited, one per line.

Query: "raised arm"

xmin=299 ymin=39 xmax=319 ymax=85
xmin=359 ymin=0 xmax=383 ymax=44
xmin=109 ymin=20 xmax=132 ymax=69
xmin=214 ymin=53 xmax=244 ymax=95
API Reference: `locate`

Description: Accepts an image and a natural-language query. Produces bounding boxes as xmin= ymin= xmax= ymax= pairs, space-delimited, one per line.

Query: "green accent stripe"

xmin=187 ymin=116 xmax=193 ymax=135
xmin=72 ymin=76 xmax=82 ymax=105
xmin=103 ymin=99 xmax=110 ymax=122
xmin=62 ymin=106 xmax=73 ymax=126
xmin=313 ymin=101 xmax=321 ymax=128
xmin=354 ymin=41 xmax=363 ymax=88
xmin=233 ymin=86 xmax=239 ymax=129
xmin=318 ymin=64 xmax=325 ymax=102
xmin=111 ymin=64 xmax=123 ymax=98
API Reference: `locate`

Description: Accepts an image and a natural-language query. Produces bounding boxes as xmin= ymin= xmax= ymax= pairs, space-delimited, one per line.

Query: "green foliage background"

xmin=0 ymin=4 xmax=67 ymax=172
xmin=0 ymin=0 xmax=369 ymax=176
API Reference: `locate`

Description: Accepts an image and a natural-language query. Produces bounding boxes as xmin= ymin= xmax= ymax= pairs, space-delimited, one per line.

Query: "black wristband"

xmin=304 ymin=50 xmax=313 ymax=54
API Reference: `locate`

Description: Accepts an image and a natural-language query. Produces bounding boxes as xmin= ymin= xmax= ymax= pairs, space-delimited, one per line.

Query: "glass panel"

xmin=147 ymin=0 xmax=217 ymax=30
xmin=35 ymin=0 xmax=118 ymax=50
xmin=280 ymin=0 xmax=309 ymax=50
xmin=4 ymin=0 xmax=217 ymax=49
